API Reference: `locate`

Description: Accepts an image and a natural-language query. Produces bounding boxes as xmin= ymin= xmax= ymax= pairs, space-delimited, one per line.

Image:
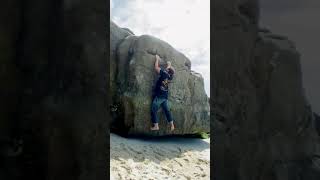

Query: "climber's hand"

xmin=167 ymin=61 xmax=171 ymax=67
xmin=154 ymin=54 xmax=161 ymax=74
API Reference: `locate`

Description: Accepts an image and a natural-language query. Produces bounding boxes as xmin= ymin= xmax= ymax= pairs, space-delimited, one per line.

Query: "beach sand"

xmin=110 ymin=133 xmax=210 ymax=180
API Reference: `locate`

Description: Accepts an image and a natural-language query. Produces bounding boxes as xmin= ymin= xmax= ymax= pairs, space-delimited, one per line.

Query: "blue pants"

xmin=151 ymin=96 xmax=173 ymax=124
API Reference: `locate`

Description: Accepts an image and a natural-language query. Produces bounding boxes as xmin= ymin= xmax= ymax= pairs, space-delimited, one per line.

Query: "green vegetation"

xmin=197 ymin=132 xmax=210 ymax=139
xmin=182 ymin=131 xmax=210 ymax=139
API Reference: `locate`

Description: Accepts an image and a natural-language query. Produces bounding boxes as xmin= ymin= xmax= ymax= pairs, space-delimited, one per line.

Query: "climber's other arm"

xmin=166 ymin=61 xmax=171 ymax=69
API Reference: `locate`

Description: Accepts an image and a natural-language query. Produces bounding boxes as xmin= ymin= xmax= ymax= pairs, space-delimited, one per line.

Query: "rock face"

xmin=110 ymin=22 xmax=210 ymax=136
xmin=314 ymin=113 xmax=320 ymax=136
xmin=213 ymin=0 xmax=320 ymax=179
xmin=0 ymin=1 xmax=107 ymax=180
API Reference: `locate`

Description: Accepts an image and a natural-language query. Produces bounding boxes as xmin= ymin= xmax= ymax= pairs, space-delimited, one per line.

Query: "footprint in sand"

xmin=111 ymin=167 xmax=118 ymax=171
xmin=119 ymin=160 xmax=126 ymax=164
xmin=183 ymin=158 xmax=190 ymax=162
xmin=183 ymin=175 xmax=192 ymax=180
xmin=161 ymin=167 xmax=171 ymax=175
xmin=167 ymin=164 xmax=174 ymax=169
xmin=195 ymin=165 xmax=204 ymax=171
xmin=143 ymin=149 xmax=147 ymax=153
xmin=155 ymin=151 xmax=165 ymax=157
xmin=173 ymin=159 xmax=183 ymax=167
xmin=135 ymin=165 xmax=143 ymax=170
xmin=198 ymin=158 xmax=209 ymax=164
xmin=128 ymin=146 xmax=143 ymax=154
xmin=120 ymin=165 xmax=132 ymax=173
xmin=154 ymin=154 xmax=162 ymax=161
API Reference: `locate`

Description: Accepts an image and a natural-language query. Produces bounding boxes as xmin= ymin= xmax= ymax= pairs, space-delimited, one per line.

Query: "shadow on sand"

xmin=110 ymin=133 xmax=210 ymax=164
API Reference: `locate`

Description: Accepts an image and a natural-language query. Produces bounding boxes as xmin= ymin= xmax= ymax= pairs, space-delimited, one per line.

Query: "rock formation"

xmin=314 ymin=113 xmax=320 ymax=136
xmin=110 ymin=22 xmax=210 ymax=136
xmin=213 ymin=0 xmax=320 ymax=179
xmin=0 ymin=1 xmax=107 ymax=179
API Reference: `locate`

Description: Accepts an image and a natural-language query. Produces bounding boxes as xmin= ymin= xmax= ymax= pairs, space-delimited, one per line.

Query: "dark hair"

xmin=167 ymin=67 xmax=175 ymax=80
xmin=168 ymin=68 xmax=175 ymax=75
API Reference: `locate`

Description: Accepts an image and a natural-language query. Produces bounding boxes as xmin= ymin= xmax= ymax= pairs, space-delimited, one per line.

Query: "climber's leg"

xmin=161 ymin=100 xmax=174 ymax=131
xmin=151 ymin=97 xmax=161 ymax=130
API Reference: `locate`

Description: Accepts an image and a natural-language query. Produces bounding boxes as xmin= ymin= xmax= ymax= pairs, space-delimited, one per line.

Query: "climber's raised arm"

xmin=154 ymin=54 xmax=161 ymax=74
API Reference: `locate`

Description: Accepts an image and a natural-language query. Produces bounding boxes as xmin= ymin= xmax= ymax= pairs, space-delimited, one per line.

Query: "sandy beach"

xmin=110 ymin=133 xmax=210 ymax=180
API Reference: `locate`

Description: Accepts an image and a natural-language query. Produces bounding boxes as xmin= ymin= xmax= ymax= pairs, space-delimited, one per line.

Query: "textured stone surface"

xmin=110 ymin=21 xmax=132 ymax=100
xmin=315 ymin=113 xmax=320 ymax=136
xmin=213 ymin=0 xmax=320 ymax=179
xmin=0 ymin=0 xmax=21 ymax=145
xmin=0 ymin=1 xmax=107 ymax=179
xmin=110 ymin=21 xmax=210 ymax=136
xmin=0 ymin=2 xmax=22 ymax=179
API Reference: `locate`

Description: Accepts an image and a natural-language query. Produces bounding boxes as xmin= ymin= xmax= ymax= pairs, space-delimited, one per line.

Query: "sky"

xmin=111 ymin=0 xmax=210 ymax=97
xmin=260 ymin=0 xmax=320 ymax=113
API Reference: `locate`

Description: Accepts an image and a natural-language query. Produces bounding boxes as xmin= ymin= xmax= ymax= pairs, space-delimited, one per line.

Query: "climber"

xmin=150 ymin=54 xmax=175 ymax=131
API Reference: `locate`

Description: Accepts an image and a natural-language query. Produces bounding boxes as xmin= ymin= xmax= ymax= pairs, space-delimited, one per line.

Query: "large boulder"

xmin=110 ymin=22 xmax=210 ymax=136
xmin=213 ymin=0 xmax=320 ymax=179
xmin=110 ymin=21 xmax=132 ymax=101
xmin=0 ymin=1 xmax=107 ymax=180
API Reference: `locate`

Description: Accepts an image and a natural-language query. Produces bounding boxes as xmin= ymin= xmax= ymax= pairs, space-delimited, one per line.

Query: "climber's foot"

xmin=151 ymin=123 xmax=159 ymax=131
xmin=169 ymin=122 xmax=175 ymax=131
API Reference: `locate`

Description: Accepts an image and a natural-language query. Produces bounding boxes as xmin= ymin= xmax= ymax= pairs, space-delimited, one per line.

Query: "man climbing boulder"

xmin=150 ymin=54 xmax=175 ymax=131
xmin=110 ymin=26 xmax=210 ymax=136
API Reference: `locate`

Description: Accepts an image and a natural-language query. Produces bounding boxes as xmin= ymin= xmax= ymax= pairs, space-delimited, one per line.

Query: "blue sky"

xmin=111 ymin=0 xmax=210 ymax=96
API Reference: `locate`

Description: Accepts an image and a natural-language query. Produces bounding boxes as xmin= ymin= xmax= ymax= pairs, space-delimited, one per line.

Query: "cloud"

xmin=111 ymin=0 xmax=210 ymax=96
xmin=110 ymin=0 xmax=113 ymax=14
